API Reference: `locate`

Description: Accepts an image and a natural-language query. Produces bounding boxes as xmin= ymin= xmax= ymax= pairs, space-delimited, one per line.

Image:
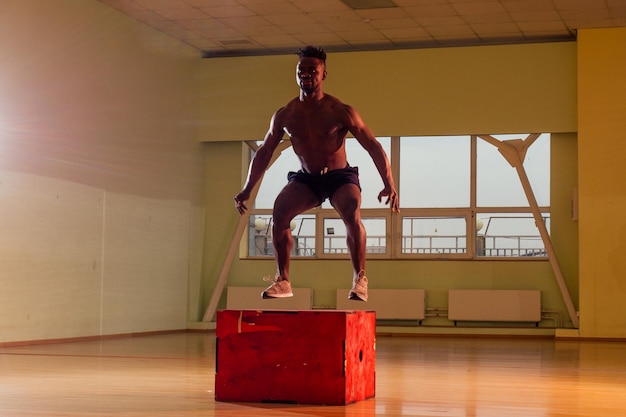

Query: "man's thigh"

xmin=329 ymin=183 xmax=362 ymax=219
xmin=273 ymin=181 xmax=320 ymax=219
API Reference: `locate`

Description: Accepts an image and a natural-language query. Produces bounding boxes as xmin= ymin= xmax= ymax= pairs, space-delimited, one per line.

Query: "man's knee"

xmin=333 ymin=198 xmax=361 ymax=224
xmin=272 ymin=212 xmax=292 ymax=231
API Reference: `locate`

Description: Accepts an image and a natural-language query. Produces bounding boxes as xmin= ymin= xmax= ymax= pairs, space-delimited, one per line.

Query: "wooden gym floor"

xmin=1 ymin=331 xmax=625 ymax=416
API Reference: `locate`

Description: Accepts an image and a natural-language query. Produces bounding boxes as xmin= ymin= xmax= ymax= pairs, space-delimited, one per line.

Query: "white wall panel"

xmin=101 ymin=193 xmax=190 ymax=335
xmin=0 ymin=171 xmax=103 ymax=342
xmin=0 ymin=171 xmax=195 ymax=343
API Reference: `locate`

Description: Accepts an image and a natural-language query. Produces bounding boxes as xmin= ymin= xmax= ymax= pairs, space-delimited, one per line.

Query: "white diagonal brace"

xmin=478 ymin=134 xmax=579 ymax=328
xmin=202 ymin=140 xmax=292 ymax=322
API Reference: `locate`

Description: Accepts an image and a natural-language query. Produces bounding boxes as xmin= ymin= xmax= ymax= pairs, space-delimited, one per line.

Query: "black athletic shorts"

xmin=287 ymin=165 xmax=361 ymax=205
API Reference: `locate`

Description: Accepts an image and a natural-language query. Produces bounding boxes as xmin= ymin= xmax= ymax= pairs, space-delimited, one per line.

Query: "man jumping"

xmin=234 ymin=45 xmax=399 ymax=301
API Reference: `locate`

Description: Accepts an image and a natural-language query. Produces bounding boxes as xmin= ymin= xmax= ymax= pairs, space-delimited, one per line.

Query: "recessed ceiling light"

xmin=220 ymin=40 xmax=253 ymax=46
xmin=340 ymin=0 xmax=397 ymax=10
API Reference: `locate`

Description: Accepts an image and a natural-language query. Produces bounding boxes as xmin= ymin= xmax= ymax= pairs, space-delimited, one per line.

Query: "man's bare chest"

xmin=282 ymin=107 xmax=347 ymax=140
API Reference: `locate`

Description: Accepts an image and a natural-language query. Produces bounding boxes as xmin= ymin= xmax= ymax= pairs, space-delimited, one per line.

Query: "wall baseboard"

xmin=0 ymin=329 xmax=190 ymax=348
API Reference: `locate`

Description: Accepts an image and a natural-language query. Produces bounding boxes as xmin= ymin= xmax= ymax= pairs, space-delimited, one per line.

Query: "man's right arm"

xmin=234 ymin=111 xmax=284 ymax=214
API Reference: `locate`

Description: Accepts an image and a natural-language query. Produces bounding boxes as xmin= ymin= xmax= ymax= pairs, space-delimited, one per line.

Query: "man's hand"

xmin=378 ymin=186 xmax=400 ymax=213
xmin=234 ymin=191 xmax=249 ymax=215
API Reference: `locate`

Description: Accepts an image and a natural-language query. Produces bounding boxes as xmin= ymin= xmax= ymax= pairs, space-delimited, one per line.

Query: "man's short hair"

xmin=298 ymin=45 xmax=326 ymax=63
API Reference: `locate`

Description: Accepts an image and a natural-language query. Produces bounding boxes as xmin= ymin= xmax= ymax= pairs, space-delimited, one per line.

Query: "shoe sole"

xmin=262 ymin=292 xmax=294 ymax=299
xmin=348 ymin=292 xmax=367 ymax=302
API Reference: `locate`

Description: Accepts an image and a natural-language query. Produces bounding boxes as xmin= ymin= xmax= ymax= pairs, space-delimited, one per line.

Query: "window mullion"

xmin=469 ymin=135 xmax=477 ymax=258
xmin=390 ymin=136 xmax=401 ymax=258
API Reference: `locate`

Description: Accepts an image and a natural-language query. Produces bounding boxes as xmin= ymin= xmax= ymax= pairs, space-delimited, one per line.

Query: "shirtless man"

xmin=234 ymin=45 xmax=399 ymax=301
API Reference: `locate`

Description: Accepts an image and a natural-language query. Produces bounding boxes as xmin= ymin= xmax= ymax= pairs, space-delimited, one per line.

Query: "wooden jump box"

xmin=215 ymin=310 xmax=376 ymax=405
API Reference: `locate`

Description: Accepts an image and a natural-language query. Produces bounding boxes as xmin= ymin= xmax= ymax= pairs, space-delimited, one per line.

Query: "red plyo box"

xmin=215 ymin=309 xmax=376 ymax=405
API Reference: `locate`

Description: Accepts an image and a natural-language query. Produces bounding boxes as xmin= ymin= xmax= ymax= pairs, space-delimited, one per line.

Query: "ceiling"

xmin=98 ymin=0 xmax=626 ymax=57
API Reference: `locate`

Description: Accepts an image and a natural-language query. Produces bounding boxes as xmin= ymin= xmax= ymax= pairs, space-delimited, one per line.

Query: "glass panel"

xmin=292 ymin=214 xmax=317 ymax=257
xmin=476 ymin=213 xmax=549 ymax=257
xmin=323 ymin=217 xmax=387 ymax=254
xmin=399 ymin=136 xmax=470 ymax=208
xmin=322 ymin=137 xmax=391 ymax=209
xmin=248 ymin=214 xmax=273 ymax=256
xmin=401 ymin=217 xmax=467 ymax=254
xmin=477 ymin=134 xmax=550 ymax=207
xmin=254 ymin=144 xmax=299 ymax=209
xmin=247 ymin=214 xmax=316 ymax=257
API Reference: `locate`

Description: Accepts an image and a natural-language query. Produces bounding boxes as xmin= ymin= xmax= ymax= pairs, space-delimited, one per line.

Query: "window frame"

xmin=244 ymin=134 xmax=551 ymax=261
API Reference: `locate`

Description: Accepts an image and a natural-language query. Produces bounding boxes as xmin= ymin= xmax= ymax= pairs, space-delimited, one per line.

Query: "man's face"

xmin=296 ymin=57 xmax=326 ymax=94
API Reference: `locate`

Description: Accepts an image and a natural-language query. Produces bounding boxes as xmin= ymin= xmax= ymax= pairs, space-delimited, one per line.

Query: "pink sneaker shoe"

xmin=261 ymin=275 xmax=293 ymax=299
xmin=348 ymin=272 xmax=368 ymax=301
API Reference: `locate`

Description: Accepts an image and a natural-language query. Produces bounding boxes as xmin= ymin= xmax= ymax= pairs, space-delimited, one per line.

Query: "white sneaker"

xmin=348 ymin=272 xmax=368 ymax=301
xmin=261 ymin=276 xmax=293 ymax=299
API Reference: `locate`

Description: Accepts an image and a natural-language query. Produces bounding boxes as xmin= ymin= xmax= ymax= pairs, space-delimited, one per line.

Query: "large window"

xmin=400 ymin=136 xmax=470 ymax=208
xmin=245 ymin=134 xmax=550 ymax=260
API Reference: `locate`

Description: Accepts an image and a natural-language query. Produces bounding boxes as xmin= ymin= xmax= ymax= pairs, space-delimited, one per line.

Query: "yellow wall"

xmin=578 ymin=28 xmax=626 ymax=338
xmin=551 ymin=133 xmax=580 ymax=307
xmin=199 ymin=42 xmax=577 ymax=141
xmin=199 ymin=43 xmax=581 ymax=330
xmin=0 ymin=0 xmax=206 ymax=343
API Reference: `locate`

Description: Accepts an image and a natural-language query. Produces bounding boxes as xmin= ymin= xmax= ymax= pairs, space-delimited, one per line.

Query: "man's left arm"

xmin=347 ymin=106 xmax=400 ymax=212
